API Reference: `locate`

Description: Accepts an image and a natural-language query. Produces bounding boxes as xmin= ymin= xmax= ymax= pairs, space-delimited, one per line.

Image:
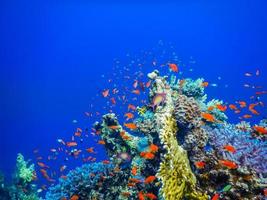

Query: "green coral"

xmin=16 ymin=153 xmax=35 ymax=184
xmin=180 ymin=78 xmax=207 ymax=101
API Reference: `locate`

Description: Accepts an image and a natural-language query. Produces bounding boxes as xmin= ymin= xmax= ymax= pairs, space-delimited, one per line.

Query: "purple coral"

xmin=207 ymin=124 xmax=267 ymax=174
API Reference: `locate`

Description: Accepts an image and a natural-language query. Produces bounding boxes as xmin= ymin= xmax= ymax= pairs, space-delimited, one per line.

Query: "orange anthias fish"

xmin=70 ymin=194 xmax=79 ymax=200
xmin=219 ymin=160 xmax=238 ymax=169
xmin=144 ymin=176 xmax=156 ymax=184
xmin=194 ymin=161 xmax=205 ymax=169
xmin=131 ymin=166 xmax=138 ymax=176
xmin=128 ymin=104 xmax=136 ymax=111
xmin=86 ymin=147 xmax=94 ymax=153
xmin=168 ymin=63 xmax=179 ymax=72
xmin=207 ymin=106 xmax=214 ymax=111
xmin=238 ymin=101 xmax=247 ymax=108
xmin=102 ymin=89 xmax=109 ymax=97
xmin=140 ymin=152 xmax=155 ymax=160
xmin=223 ymin=145 xmax=236 ymax=153
xmin=253 ymin=126 xmax=267 ymax=134
xmin=229 ymin=104 xmax=237 ymax=110
xmin=138 ymin=191 xmax=145 ymax=200
xmin=124 ymin=113 xmax=134 ymax=120
xmin=216 ymin=104 xmax=227 ymax=112
xmin=149 ymin=144 xmax=159 ymax=153
xmin=98 ymin=140 xmax=106 ymax=145
xmin=202 ymin=81 xmax=209 ymax=87
xmin=145 ymin=193 xmax=157 ymax=200
xmin=211 ymin=193 xmax=220 ymax=200
xmin=132 ymin=89 xmax=141 ymax=95
xmin=201 ymin=113 xmax=216 ymax=122
xmin=242 ymin=114 xmax=252 ymax=119
xmin=66 ymin=142 xmax=78 ymax=147
xmin=124 ymin=123 xmax=137 ymax=130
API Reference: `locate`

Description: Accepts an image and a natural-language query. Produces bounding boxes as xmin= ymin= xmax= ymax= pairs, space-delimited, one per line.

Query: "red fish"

xmin=194 ymin=161 xmax=206 ymax=169
xmin=66 ymin=142 xmax=78 ymax=147
xmin=124 ymin=113 xmax=134 ymax=120
xmin=216 ymin=104 xmax=227 ymax=112
xmin=145 ymin=193 xmax=157 ymax=200
xmin=211 ymin=193 xmax=220 ymax=200
xmin=138 ymin=191 xmax=145 ymax=200
xmin=140 ymin=152 xmax=155 ymax=160
xmin=201 ymin=113 xmax=216 ymax=122
xmin=98 ymin=140 xmax=106 ymax=145
xmin=86 ymin=147 xmax=94 ymax=153
xmin=102 ymin=89 xmax=109 ymax=97
xmin=238 ymin=101 xmax=247 ymax=108
xmin=131 ymin=166 xmax=138 ymax=176
xmin=124 ymin=123 xmax=137 ymax=130
xmin=70 ymin=194 xmax=79 ymax=200
xmin=128 ymin=104 xmax=136 ymax=111
xmin=223 ymin=145 xmax=236 ymax=153
xmin=253 ymin=126 xmax=267 ymax=134
xmin=144 ymin=176 xmax=156 ymax=184
xmin=132 ymin=89 xmax=141 ymax=95
xmin=202 ymin=82 xmax=209 ymax=87
xmin=219 ymin=160 xmax=238 ymax=169
xmin=149 ymin=144 xmax=159 ymax=153
xmin=229 ymin=104 xmax=237 ymax=110
xmin=169 ymin=63 xmax=178 ymax=72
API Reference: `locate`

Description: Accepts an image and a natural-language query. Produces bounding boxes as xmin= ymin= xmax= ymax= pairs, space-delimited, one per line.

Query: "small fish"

xmin=242 ymin=114 xmax=252 ymax=119
xmin=86 ymin=147 xmax=94 ymax=153
xmin=131 ymin=166 xmax=138 ymax=176
xmin=145 ymin=193 xmax=157 ymax=200
xmin=201 ymin=113 xmax=216 ymax=122
xmin=202 ymin=82 xmax=209 ymax=87
xmin=70 ymin=194 xmax=79 ymax=200
xmin=124 ymin=123 xmax=137 ymax=130
xmin=194 ymin=161 xmax=206 ymax=169
xmin=151 ymin=93 xmax=166 ymax=109
xmin=264 ymin=188 xmax=267 ymax=197
xmin=102 ymin=160 xmax=110 ymax=164
xmin=168 ymin=63 xmax=179 ymax=72
xmin=124 ymin=113 xmax=134 ymax=120
xmin=256 ymin=69 xmax=260 ymax=76
xmin=133 ymin=80 xmax=138 ymax=88
xmin=144 ymin=176 xmax=156 ymax=184
xmin=149 ymin=144 xmax=159 ymax=153
xmin=238 ymin=101 xmax=247 ymax=108
xmin=98 ymin=140 xmax=106 ymax=145
xmin=211 ymin=193 xmax=220 ymax=200
xmin=223 ymin=145 xmax=236 ymax=153
xmin=110 ymin=97 xmax=116 ymax=105
xmin=219 ymin=160 xmax=238 ymax=169
xmin=108 ymin=125 xmax=120 ymax=130
xmin=229 ymin=104 xmax=237 ymax=110
xmin=102 ymin=89 xmax=109 ymax=97
xmin=207 ymin=106 xmax=214 ymax=111
xmin=216 ymin=104 xmax=227 ymax=112
xmin=140 ymin=152 xmax=155 ymax=159
xmin=138 ymin=191 xmax=145 ymax=200
xmin=132 ymin=89 xmax=141 ymax=95
xmin=128 ymin=104 xmax=136 ymax=111
xmin=245 ymin=72 xmax=252 ymax=76
xmin=253 ymin=126 xmax=267 ymax=134
xmin=60 ymin=165 xmax=67 ymax=172
xmin=66 ymin=142 xmax=78 ymax=147
xmin=222 ymin=184 xmax=232 ymax=192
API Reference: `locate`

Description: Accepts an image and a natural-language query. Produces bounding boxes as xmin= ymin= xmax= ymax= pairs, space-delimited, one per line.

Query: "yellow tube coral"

xmin=157 ymin=116 xmax=208 ymax=200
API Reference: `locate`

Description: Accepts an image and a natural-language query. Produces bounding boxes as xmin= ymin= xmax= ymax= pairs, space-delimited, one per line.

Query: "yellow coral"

xmin=157 ymin=116 xmax=208 ymax=200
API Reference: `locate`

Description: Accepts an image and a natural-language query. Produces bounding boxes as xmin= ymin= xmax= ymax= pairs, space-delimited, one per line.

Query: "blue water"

xmin=1 ymin=0 xmax=267 ymax=183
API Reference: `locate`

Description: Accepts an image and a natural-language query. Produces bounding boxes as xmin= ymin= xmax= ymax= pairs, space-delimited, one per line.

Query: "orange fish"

xmin=169 ymin=63 xmax=178 ymax=72
xmin=110 ymin=97 xmax=116 ymax=105
xmin=108 ymin=125 xmax=120 ymax=130
xmin=216 ymin=104 xmax=227 ymax=112
xmin=194 ymin=161 xmax=205 ymax=169
xmin=70 ymin=194 xmax=79 ymax=200
xmin=219 ymin=160 xmax=238 ymax=169
xmin=149 ymin=144 xmax=159 ymax=153
xmin=124 ymin=113 xmax=134 ymax=119
xmin=145 ymin=193 xmax=157 ymax=200
xmin=138 ymin=191 xmax=145 ymax=200
xmin=98 ymin=140 xmax=106 ymax=145
xmin=124 ymin=123 xmax=137 ymax=130
xmin=86 ymin=147 xmax=94 ymax=153
xmin=129 ymin=178 xmax=142 ymax=183
xmin=37 ymin=162 xmax=49 ymax=168
xmin=223 ymin=145 xmax=236 ymax=153
xmin=140 ymin=152 xmax=155 ymax=160
xmin=131 ymin=166 xmax=138 ymax=176
xmin=242 ymin=114 xmax=252 ymax=119
xmin=66 ymin=142 xmax=78 ymax=147
xmin=238 ymin=101 xmax=247 ymax=108
xmin=202 ymin=81 xmax=209 ymax=87
xmin=253 ymin=126 xmax=267 ymax=134
xmin=60 ymin=165 xmax=67 ymax=172
xmin=132 ymin=89 xmax=141 ymax=95
xmin=146 ymin=80 xmax=151 ymax=88
xmin=229 ymin=104 xmax=237 ymax=110
xmin=201 ymin=113 xmax=216 ymax=122
xmin=207 ymin=106 xmax=214 ymax=111
xmin=128 ymin=104 xmax=136 ymax=111
xmin=144 ymin=176 xmax=156 ymax=184
xmin=102 ymin=89 xmax=109 ymax=97
xmin=74 ymin=132 xmax=81 ymax=137
xmin=102 ymin=160 xmax=110 ymax=164
xmin=211 ymin=193 xmax=220 ymax=200
xmin=121 ymin=192 xmax=131 ymax=197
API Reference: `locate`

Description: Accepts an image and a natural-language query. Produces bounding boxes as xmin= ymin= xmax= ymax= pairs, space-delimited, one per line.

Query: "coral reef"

xmin=2 ymin=70 xmax=265 ymax=200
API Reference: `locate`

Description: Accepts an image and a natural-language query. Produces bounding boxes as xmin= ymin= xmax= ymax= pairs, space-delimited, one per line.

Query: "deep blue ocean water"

xmin=1 ymin=0 xmax=267 ymax=186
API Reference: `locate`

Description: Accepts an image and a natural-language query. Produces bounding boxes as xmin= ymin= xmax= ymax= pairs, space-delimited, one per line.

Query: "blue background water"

xmin=1 ymin=0 xmax=267 ymax=181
